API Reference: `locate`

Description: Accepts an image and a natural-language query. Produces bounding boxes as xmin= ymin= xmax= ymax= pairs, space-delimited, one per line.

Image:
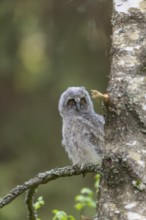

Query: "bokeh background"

xmin=0 ymin=0 xmax=112 ymax=219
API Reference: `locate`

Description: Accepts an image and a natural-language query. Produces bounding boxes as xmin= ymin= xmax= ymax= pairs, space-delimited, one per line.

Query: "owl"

xmin=58 ymin=87 xmax=105 ymax=168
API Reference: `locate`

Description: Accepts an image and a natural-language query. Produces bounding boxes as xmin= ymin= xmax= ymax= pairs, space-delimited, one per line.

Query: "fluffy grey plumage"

xmin=58 ymin=86 xmax=105 ymax=168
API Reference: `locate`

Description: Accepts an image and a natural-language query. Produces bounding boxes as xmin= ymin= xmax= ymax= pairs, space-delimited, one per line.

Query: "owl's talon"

xmin=73 ymin=164 xmax=81 ymax=171
xmin=72 ymin=164 xmax=86 ymax=176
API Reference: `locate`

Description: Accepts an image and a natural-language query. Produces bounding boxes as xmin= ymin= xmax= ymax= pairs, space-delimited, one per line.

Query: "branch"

xmin=1 ymin=157 xmax=143 ymax=220
xmin=0 ymin=165 xmax=100 ymax=209
xmin=25 ymin=187 xmax=37 ymax=220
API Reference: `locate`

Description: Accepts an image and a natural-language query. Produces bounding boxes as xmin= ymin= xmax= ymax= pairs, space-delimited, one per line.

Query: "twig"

xmin=25 ymin=187 xmax=37 ymax=220
xmin=0 ymin=165 xmax=100 ymax=209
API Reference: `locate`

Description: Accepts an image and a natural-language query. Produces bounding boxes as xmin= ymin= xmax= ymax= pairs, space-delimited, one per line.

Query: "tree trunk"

xmin=98 ymin=0 xmax=146 ymax=219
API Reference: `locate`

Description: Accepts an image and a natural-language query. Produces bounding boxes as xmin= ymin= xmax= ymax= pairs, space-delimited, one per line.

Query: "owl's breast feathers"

xmin=62 ymin=113 xmax=104 ymax=156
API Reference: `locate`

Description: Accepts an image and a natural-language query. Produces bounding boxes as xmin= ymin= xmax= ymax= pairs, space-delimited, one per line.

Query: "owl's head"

xmin=58 ymin=87 xmax=94 ymax=117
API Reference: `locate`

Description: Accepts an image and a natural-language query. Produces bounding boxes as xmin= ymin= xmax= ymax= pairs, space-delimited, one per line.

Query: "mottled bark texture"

xmin=97 ymin=1 xmax=146 ymax=220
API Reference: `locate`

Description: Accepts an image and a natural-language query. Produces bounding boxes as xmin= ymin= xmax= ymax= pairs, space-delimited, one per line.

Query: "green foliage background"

xmin=0 ymin=0 xmax=112 ymax=219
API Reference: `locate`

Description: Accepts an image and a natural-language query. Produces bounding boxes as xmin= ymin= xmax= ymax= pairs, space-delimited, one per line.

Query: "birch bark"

xmin=97 ymin=1 xmax=146 ymax=219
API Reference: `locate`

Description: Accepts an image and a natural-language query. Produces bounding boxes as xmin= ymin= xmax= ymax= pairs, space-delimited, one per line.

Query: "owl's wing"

xmin=80 ymin=113 xmax=105 ymax=154
xmin=88 ymin=132 xmax=103 ymax=154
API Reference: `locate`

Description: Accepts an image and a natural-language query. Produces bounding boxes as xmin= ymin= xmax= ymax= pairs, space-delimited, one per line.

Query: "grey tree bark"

xmin=97 ymin=0 xmax=146 ymax=219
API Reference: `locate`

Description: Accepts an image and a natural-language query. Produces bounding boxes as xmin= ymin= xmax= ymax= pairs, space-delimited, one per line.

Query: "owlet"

xmin=58 ymin=87 xmax=105 ymax=168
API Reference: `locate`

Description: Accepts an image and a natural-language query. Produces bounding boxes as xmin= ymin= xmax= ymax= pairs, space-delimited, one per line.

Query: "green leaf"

xmin=74 ymin=203 xmax=84 ymax=211
xmin=52 ymin=209 xmax=59 ymax=214
xmin=68 ymin=215 xmax=76 ymax=220
xmin=81 ymin=188 xmax=93 ymax=196
xmin=75 ymin=195 xmax=86 ymax=202
xmin=94 ymin=174 xmax=100 ymax=190
xmin=33 ymin=196 xmax=45 ymax=210
xmin=52 ymin=210 xmax=70 ymax=220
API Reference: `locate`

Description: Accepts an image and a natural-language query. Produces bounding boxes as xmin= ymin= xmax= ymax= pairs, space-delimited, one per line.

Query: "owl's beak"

xmin=76 ymin=102 xmax=81 ymax=111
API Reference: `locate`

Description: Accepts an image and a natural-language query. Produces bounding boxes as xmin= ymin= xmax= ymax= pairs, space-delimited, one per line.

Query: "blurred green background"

xmin=0 ymin=0 xmax=112 ymax=219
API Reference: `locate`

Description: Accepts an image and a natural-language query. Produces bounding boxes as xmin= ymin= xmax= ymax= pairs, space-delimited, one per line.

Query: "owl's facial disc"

xmin=67 ymin=97 xmax=87 ymax=112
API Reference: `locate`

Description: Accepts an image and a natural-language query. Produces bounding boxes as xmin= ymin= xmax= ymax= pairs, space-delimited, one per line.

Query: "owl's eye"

xmin=67 ymin=99 xmax=76 ymax=106
xmin=80 ymin=97 xmax=87 ymax=105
